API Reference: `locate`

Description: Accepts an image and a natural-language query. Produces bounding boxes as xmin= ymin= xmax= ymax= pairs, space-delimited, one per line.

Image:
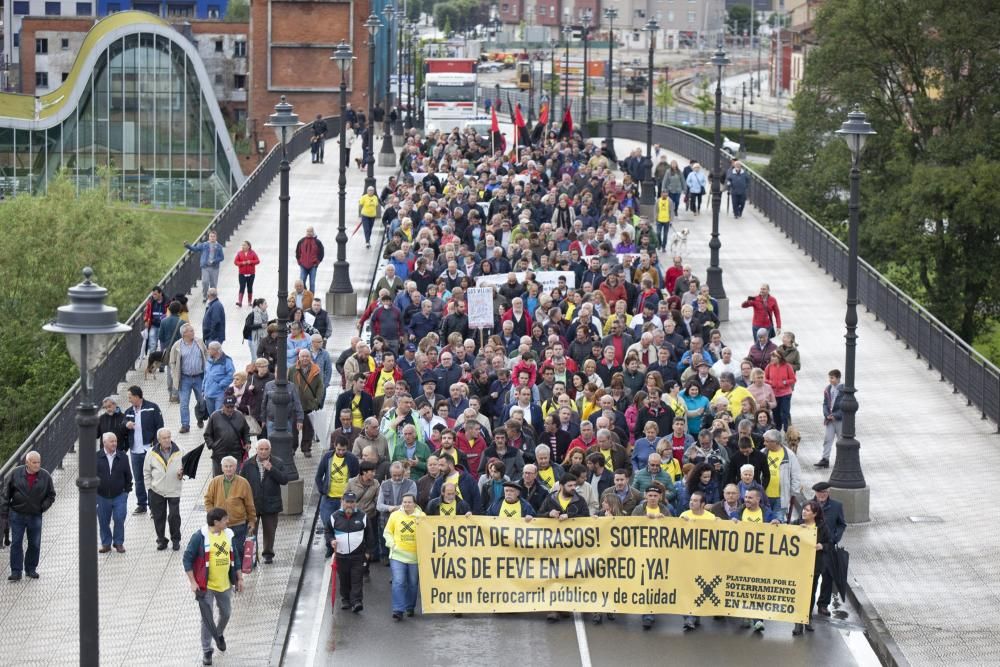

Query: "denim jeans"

xmin=204 ymin=394 xmax=224 ymax=416
xmin=774 ymin=395 xmax=792 ymax=431
xmin=767 ymin=496 xmax=786 ymax=523
xmin=8 ymin=510 xmax=43 ymax=574
xmin=657 ymin=222 xmax=670 ymax=250
xmin=131 ymin=451 xmax=149 ymax=508
xmin=230 ymin=523 xmax=248 ymax=565
xmin=390 ymin=559 xmax=419 ymax=613
xmin=199 ymin=588 xmax=232 ymax=652
xmin=300 ymin=265 xmax=318 ymax=293
xmin=361 ymin=216 xmax=376 ymax=244
xmin=146 ymin=325 xmax=160 ymax=355
xmin=179 ymin=373 xmax=205 ymax=427
xmin=201 ymin=266 xmax=220 ymax=300
xmin=96 ymin=493 xmax=128 ymax=546
xmin=319 ymin=496 xmax=341 ymax=547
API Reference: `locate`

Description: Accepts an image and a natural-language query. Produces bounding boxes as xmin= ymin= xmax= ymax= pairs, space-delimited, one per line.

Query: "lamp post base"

xmin=280 ymin=479 xmax=304 ymax=515
xmin=330 ymin=290 xmax=357 ymax=316
xmin=640 ymin=179 xmax=656 ymax=206
xmin=828 ymin=485 xmax=870 ymax=523
xmin=378 ymin=151 xmax=396 ymax=167
xmin=364 ymin=176 xmax=377 ymax=191
xmin=713 ymin=297 xmax=729 ymax=322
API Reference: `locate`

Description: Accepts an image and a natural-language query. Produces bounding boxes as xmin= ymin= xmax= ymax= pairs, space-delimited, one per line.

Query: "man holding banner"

xmin=538 ymin=473 xmax=591 ymax=622
xmin=383 ymin=493 xmax=424 ymax=621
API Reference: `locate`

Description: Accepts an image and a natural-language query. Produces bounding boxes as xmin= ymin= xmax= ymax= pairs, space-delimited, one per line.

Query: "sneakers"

xmin=352 ymin=604 xmax=363 ymax=614
xmin=753 ymin=620 xmax=765 ymax=633
xmin=341 ymin=601 xmax=352 ymax=610
xmin=179 ymin=426 xmax=190 ymax=434
xmin=203 ymin=650 xmax=213 ymax=665
xmin=814 ymin=458 xmax=830 ymax=468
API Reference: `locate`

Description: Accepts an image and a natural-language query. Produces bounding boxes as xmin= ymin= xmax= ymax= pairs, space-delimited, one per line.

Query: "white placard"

xmin=474 ymin=270 xmax=576 ymax=292
xmin=466 ymin=287 xmax=495 ymax=329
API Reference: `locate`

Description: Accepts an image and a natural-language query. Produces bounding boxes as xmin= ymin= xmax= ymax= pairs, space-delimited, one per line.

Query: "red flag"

xmin=514 ymin=104 xmax=526 ymax=130
xmin=490 ymin=106 xmax=505 ymax=154
xmin=490 ymin=106 xmax=500 ymax=133
xmin=538 ymin=101 xmax=549 ymax=127
xmin=558 ymin=106 xmax=574 ymax=139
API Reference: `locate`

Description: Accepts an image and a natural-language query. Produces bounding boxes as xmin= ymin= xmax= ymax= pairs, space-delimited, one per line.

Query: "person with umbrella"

xmin=143 ymin=427 xmax=184 ymax=551
xmin=183 ymin=507 xmax=244 ymax=666
xmin=812 ymin=481 xmax=847 ymax=616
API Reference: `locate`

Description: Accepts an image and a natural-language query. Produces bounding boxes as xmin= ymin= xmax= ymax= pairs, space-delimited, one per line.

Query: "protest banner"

xmin=416 ymin=516 xmax=817 ymax=623
xmin=466 ymin=287 xmax=494 ymax=329
xmin=474 ymin=271 xmax=576 ymax=292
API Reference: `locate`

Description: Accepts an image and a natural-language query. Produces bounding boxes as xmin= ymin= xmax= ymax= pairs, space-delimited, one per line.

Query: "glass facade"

xmin=0 ymin=31 xmax=239 ymax=209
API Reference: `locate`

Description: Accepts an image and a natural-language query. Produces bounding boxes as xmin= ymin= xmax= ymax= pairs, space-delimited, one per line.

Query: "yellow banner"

xmin=416 ymin=516 xmax=817 ymax=623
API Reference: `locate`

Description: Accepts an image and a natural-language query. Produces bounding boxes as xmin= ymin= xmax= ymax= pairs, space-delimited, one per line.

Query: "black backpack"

xmin=242 ymin=312 xmax=254 ymax=341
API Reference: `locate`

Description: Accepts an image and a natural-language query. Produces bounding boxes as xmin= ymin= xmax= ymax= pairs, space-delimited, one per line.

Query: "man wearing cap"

xmin=397 ymin=343 xmax=418 ymax=374
xmin=317 ymin=438 xmax=360 ymax=557
xmin=812 ymin=481 xmax=846 ymax=616
xmin=762 ymin=429 xmax=801 ymax=522
xmin=486 ymin=480 xmax=535 ymax=519
xmin=330 ymin=491 xmax=367 ymax=613
xmin=203 ymin=395 xmax=250 ymax=477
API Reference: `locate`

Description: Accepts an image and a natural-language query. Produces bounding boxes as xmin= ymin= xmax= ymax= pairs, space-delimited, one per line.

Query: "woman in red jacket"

xmin=764 ymin=351 xmax=797 ymax=431
xmin=234 ymin=240 xmax=261 ymax=307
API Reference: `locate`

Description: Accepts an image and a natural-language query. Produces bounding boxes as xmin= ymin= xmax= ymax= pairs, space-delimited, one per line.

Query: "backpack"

xmin=242 ymin=312 xmax=254 ymax=341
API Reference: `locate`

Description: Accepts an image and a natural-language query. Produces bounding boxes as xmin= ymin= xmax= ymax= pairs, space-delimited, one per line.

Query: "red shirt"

xmin=26 ymin=472 xmax=38 ymax=489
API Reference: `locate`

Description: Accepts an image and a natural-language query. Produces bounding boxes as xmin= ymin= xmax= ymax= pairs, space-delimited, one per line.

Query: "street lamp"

xmin=829 ymin=104 xmax=876 ymax=523
xmin=549 ymin=38 xmax=558 ymax=116
xmin=407 ymin=23 xmax=418 ymax=130
xmin=379 ymin=3 xmax=397 ymax=166
xmin=394 ymin=9 xmax=405 ymax=137
xmin=603 ymin=7 xmax=618 ymax=159
xmin=328 ymin=41 xmax=357 ymax=316
xmin=44 ymin=267 xmax=129 ymax=667
xmin=264 ymin=96 xmax=303 ymax=480
xmin=739 ymin=81 xmax=746 ymax=160
xmin=640 ymin=18 xmax=659 ymax=206
xmin=561 ymin=24 xmax=572 ymax=120
xmin=630 ymin=59 xmax=640 ymax=121
xmin=581 ymin=9 xmax=591 ymax=136
xmin=364 ymin=12 xmax=381 ymax=190
xmin=707 ymin=46 xmax=730 ymax=321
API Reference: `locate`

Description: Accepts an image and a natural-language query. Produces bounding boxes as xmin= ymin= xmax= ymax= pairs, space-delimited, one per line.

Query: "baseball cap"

xmin=223 ymin=395 xmax=237 ymax=407
xmin=406 ymin=343 xmax=417 ymax=352
xmin=342 ymin=492 xmax=358 ymax=502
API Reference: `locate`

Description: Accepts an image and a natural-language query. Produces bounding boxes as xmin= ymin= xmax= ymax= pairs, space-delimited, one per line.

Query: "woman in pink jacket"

xmin=764 ymin=351 xmax=797 ymax=431
xmin=234 ymin=240 xmax=260 ymax=307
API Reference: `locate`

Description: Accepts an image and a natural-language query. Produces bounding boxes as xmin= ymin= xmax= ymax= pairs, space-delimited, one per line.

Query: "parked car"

xmin=722 ymin=136 xmax=742 ymax=155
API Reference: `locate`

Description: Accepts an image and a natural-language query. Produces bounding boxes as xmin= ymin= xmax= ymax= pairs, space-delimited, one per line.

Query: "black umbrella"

xmin=828 ymin=545 xmax=851 ymax=599
xmin=181 ymin=444 xmax=205 ymax=480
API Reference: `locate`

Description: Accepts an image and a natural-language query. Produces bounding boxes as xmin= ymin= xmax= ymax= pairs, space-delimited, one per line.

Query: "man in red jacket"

xmin=741 ymin=283 xmax=781 ymax=341
xmin=598 ymin=271 xmax=627 ymax=306
xmin=295 ymin=227 xmax=325 ymax=293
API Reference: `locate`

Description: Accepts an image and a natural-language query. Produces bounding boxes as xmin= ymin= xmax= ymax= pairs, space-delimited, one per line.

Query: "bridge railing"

xmin=605 ymin=119 xmax=1000 ymax=429
xmin=1 ymin=117 xmax=342 ymax=478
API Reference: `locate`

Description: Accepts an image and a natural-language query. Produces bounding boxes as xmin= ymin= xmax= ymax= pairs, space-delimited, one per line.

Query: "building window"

xmin=62 ymin=72 xmax=69 ymax=81
xmin=687 ymin=10 xmax=696 ymax=23
xmin=76 ymin=2 xmax=92 ymax=14
xmin=45 ymin=1 xmax=61 ymax=14
xmin=36 ymin=72 xmax=49 ymax=88
xmin=36 ymin=38 xmax=49 ymax=54
xmin=12 ymin=33 xmax=19 ymax=48
xmin=207 ymin=5 xmax=220 ymax=18
xmin=214 ymin=73 xmax=222 ymax=84
xmin=61 ymin=38 xmax=70 ymax=49
xmin=233 ymin=40 xmax=246 ymax=57
xmin=234 ymin=74 xmax=246 ymax=89
xmin=107 ymin=3 xmax=120 ymax=12
xmin=12 ymin=2 xmax=29 ymax=15
xmin=214 ymin=39 xmax=223 ymax=52
xmin=167 ymin=4 xmax=194 ymax=17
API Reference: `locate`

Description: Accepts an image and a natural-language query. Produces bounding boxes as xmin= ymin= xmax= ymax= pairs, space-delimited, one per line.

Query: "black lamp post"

xmin=264 ymin=97 xmax=303 ymax=478
xmin=328 ymin=41 xmax=357 ymax=316
xmin=707 ymin=46 xmax=730 ymax=321
xmin=379 ymin=3 xmax=397 ymax=166
xmin=549 ymin=39 xmax=557 ymax=116
xmin=407 ymin=23 xmax=417 ymax=130
xmin=640 ymin=18 xmax=658 ymax=206
xmin=393 ymin=9 xmax=405 ymax=136
xmin=561 ymin=24 xmax=571 ymax=119
xmin=364 ymin=12 xmax=381 ymax=191
xmin=44 ymin=267 xmax=129 ymax=667
xmin=603 ymin=7 xmax=617 ymax=158
xmin=739 ymin=81 xmax=746 ymax=160
xmin=829 ymin=104 xmax=875 ymax=523
xmin=630 ymin=59 xmax=639 ymax=120
xmin=581 ymin=9 xmax=591 ymax=136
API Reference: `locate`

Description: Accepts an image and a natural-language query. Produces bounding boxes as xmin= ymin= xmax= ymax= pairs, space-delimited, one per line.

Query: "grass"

xmin=973 ymin=320 xmax=1000 ymax=366
xmin=129 ymin=209 xmax=215 ymax=272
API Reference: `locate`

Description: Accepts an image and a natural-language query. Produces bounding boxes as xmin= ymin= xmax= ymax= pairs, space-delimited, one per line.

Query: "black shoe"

xmin=591 ymin=613 xmax=602 ymax=625
xmin=263 ymin=554 xmax=274 ymax=564
xmin=25 ymin=571 xmax=38 ymax=579
xmin=546 ymin=612 xmax=558 ymax=623
xmin=197 ymin=420 xmax=204 ymax=429
xmin=133 ymin=506 xmax=147 ymax=515
xmin=817 ymin=605 xmax=830 ymax=617
xmin=814 ymin=459 xmax=830 ymax=468
xmin=203 ymin=650 xmax=213 ymax=665
xmin=7 ymin=573 xmax=21 ymax=581
xmin=792 ymin=623 xmax=803 ymax=636
xmin=392 ymin=612 xmax=402 ymax=621
xmin=216 ymin=635 xmax=226 ymax=652
xmin=341 ymin=601 xmax=352 ymax=610
xmin=157 ymin=542 xmax=168 ymax=551
xmin=406 ymin=609 xmax=414 ymax=617
xmin=353 ymin=604 xmax=363 ymax=614
xmin=607 ymin=613 xmax=616 ymax=621
xmin=172 ymin=541 xmax=180 ymax=551
xmin=805 ymin=623 xmax=814 ymax=632
xmin=642 ymin=617 xmax=654 ymax=630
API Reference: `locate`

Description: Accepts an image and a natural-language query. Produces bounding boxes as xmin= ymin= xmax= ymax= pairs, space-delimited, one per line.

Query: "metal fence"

xmin=1 ymin=117 xmax=342 ymax=477
xmin=603 ymin=119 xmax=1000 ymax=430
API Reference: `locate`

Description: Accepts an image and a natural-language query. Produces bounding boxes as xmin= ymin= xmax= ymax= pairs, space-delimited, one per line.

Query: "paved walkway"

xmin=612 ymin=137 xmax=1000 ymax=667
xmin=0 ymin=137 xmax=392 ymax=666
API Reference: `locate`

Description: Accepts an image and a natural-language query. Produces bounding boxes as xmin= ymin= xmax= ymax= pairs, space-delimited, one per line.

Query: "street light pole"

xmin=829 ymin=104 xmax=876 ymax=523
xmin=562 ymin=24 xmax=571 ymax=119
xmin=603 ymin=7 xmax=617 ymax=159
xmin=328 ymin=42 xmax=356 ymax=316
xmin=264 ymin=97 xmax=303 ymax=479
xmin=640 ymin=19 xmax=659 ymax=206
xmin=379 ymin=4 xmax=396 ymax=167
xmin=394 ymin=9 xmax=404 ymax=137
xmin=408 ymin=24 xmax=417 ymax=129
xmin=364 ymin=13 xmax=381 ymax=190
xmin=739 ymin=81 xmax=746 ymax=160
xmin=44 ymin=267 xmax=129 ymax=667
xmin=581 ymin=10 xmax=591 ymax=136
xmin=707 ymin=46 xmax=730 ymax=321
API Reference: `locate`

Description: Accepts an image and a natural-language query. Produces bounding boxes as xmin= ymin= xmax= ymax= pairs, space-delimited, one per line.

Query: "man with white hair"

xmin=144 ymin=427 xmax=184 ymax=550
xmin=202 ymin=341 xmax=235 ymax=416
xmin=205 ymin=456 xmax=256 ymax=560
xmin=202 ymin=287 xmax=226 ymax=345
xmin=762 ymin=429 xmax=801 ymax=522
xmin=96 ymin=432 xmax=132 ymax=553
xmin=2 ymin=451 xmax=55 ymax=580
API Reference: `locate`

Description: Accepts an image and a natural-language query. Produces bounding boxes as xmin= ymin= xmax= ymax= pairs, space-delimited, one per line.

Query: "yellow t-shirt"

xmin=657 ymin=198 xmax=671 ymax=224
xmin=360 ymin=193 xmax=379 ymax=218
xmin=766 ymin=448 xmax=784 ymax=498
xmin=500 ymin=501 xmax=522 ymax=519
xmin=600 ymin=449 xmax=615 ymax=472
xmin=441 ymin=448 xmax=459 ymax=466
xmin=742 ymin=508 xmax=764 ymax=523
xmin=439 ymin=501 xmax=456 ymax=516
xmin=446 ymin=472 xmax=464 ymax=499
xmin=539 ymin=466 xmax=556 ymax=488
xmin=374 ymin=369 xmax=395 ymax=398
xmin=680 ymin=510 xmax=718 ymax=522
xmin=351 ymin=394 xmax=364 ymax=428
xmin=207 ymin=531 xmax=232 ymax=593
xmin=557 ymin=493 xmax=571 ymax=511
xmin=645 ymin=505 xmax=663 ymax=517
xmin=383 ymin=508 xmax=424 ymax=563
xmin=328 ymin=455 xmax=349 ymax=499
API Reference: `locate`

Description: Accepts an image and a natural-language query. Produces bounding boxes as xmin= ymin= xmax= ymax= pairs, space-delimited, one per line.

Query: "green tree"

xmin=225 ymin=0 xmax=248 ymax=22
xmin=0 ymin=175 xmax=167 ymax=462
xmin=726 ymin=5 xmax=759 ymax=35
xmin=693 ymin=82 xmax=714 ymax=125
xmin=655 ymin=78 xmax=674 ymax=110
xmin=765 ymin=0 xmax=1000 ymax=343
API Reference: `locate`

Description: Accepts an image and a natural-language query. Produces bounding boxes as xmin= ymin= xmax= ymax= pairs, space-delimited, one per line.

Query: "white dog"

xmin=670 ymin=227 xmax=690 ymax=256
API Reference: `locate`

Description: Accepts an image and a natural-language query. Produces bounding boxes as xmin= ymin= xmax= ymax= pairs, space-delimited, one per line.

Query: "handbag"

xmin=241 ymin=536 xmax=256 ymax=574
xmin=195 ymin=398 xmax=209 ymax=422
xmin=246 ymin=415 xmax=262 ymax=437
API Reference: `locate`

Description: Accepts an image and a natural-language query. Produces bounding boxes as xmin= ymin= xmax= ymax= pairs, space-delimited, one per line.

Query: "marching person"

xmin=792 ymin=500 xmax=832 ymax=636
xmin=144 ymin=427 xmax=185 ymax=551
xmin=204 ymin=456 xmax=256 ymax=564
xmin=539 ymin=473 xmax=591 ymax=622
xmin=812 ymin=481 xmax=847 ymax=617
xmin=96 ymin=432 xmax=132 ymax=553
xmin=2 ymin=451 xmax=55 ymax=581
xmin=123 ymin=385 xmax=164 ymax=515
xmin=204 ymin=395 xmax=250 ymax=477
xmin=184 ymin=230 xmax=224 ymax=303
xmin=331 ymin=491 xmax=368 ymax=613
xmin=317 ymin=437 xmax=360 ymax=558
xmin=383 ymin=493 xmax=424 ymax=620
xmin=183 ymin=508 xmax=244 ymax=666
xmin=241 ymin=439 xmax=289 ymax=565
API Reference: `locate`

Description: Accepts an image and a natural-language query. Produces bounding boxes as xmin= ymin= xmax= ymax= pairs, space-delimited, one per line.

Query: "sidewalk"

xmin=618 ymin=137 xmax=1000 ymax=666
xmin=0 ymin=138 xmax=394 ymax=666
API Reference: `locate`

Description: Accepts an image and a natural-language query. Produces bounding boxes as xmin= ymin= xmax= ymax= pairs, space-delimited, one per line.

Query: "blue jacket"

xmin=203 ymin=299 xmax=226 ymax=344
xmin=486 ymin=496 xmax=536 ymax=517
xmin=315 ymin=450 xmax=360 ymax=497
xmin=185 ymin=240 xmax=224 ymax=268
xmin=203 ymin=353 xmax=235 ymax=398
xmin=430 ymin=471 xmax=481 ymax=514
xmin=122 ymin=400 xmax=164 ymax=448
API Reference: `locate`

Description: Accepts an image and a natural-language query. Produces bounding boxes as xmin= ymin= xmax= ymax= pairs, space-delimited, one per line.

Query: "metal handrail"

xmin=1 ymin=116 xmax=344 ymax=476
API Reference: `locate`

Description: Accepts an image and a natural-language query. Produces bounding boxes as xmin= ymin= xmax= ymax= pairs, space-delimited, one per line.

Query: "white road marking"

xmin=839 ymin=628 xmax=882 ymax=667
xmin=304 ymin=551 xmax=333 ymax=667
xmin=573 ymin=612 xmax=593 ymax=667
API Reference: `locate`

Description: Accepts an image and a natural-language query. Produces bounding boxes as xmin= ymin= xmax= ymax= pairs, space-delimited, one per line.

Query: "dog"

xmin=144 ymin=350 xmax=165 ymax=379
xmin=670 ymin=227 xmax=690 ymax=256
